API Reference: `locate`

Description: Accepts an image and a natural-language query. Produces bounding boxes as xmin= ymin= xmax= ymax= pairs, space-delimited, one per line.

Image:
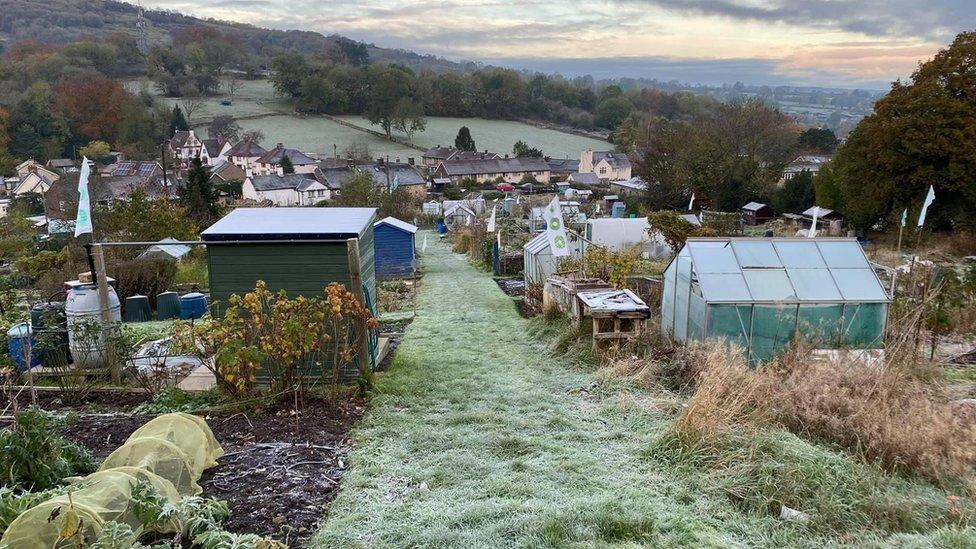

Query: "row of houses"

xmin=419 ymin=147 xmax=632 ymax=187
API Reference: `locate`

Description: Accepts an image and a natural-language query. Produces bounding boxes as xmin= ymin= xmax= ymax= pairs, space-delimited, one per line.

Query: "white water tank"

xmin=65 ymin=284 xmax=121 ymax=369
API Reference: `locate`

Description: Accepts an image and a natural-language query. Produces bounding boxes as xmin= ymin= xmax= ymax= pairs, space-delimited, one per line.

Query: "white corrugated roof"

xmin=201 ymin=207 xmax=376 ymax=240
xmin=374 ymin=216 xmax=418 ymax=234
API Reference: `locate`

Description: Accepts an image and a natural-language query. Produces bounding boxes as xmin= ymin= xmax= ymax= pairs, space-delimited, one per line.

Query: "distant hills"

xmin=0 ymin=0 xmax=476 ymax=73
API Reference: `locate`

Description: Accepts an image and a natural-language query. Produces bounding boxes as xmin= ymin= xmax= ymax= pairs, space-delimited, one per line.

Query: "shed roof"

xmin=375 ymin=216 xmax=418 ymax=234
xmin=675 ymin=237 xmax=889 ymax=304
xmin=201 ymin=207 xmax=376 ymax=241
xmin=742 ymin=201 xmax=768 ymax=211
xmin=138 ymin=237 xmax=192 ymax=260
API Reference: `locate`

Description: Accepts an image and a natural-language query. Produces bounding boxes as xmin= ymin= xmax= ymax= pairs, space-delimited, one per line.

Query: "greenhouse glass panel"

xmin=751 ymin=305 xmax=798 ymax=362
xmin=698 ymin=273 xmax=751 ymax=302
xmin=742 ymin=269 xmax=797 ymax=301
xmin=773 ymin=241 xmax=826 ymax=268
xmin=817 ymin=241 xmax=870 ymax=268
xmin=707 ymin=304 xmax=752 ymax=351
xmin=731 ymin=241 xmax=782 ymax=268
xmin=688 ymin=290 xmax=706 ymax=341
xmin=787 ymin=268 xmax=842 ymax=301
xmin=688 ymin=242 xmax=740 ymax=273
xmin=661 ymin=262 xmax=676 ymax=334
xmin=796 ymin=304 xmax=843 ymax=345
xmin=830 ymin=269 xmax=888 ymax=301
xmin=674 ymin=255 xmax=692 ymax=341
xmin=842 ymin=303 xmax=887 ymax=348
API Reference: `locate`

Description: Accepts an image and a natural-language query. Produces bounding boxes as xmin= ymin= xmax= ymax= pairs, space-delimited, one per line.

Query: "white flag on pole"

xmin=901 ymin=208 xmax=908 ymax=227
xmin=487 ymin=205 xmax=497 ymax=232
xmin=917 ymin=185 xmax=935 ymax=227
xmin=74 ymin=157 xmax=93 ymax=237
xmin=808 ymin=206 xmax=819 ymax=238
xmin=543 ymin=196 xmax=571 ymax=257
xmin=688 ymin=192 xmax=695 ymax=211
xmin=422 ymin=233 xmax=428 ymax=253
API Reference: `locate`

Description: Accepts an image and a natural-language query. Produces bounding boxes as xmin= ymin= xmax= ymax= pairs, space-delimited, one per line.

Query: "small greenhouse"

xmin=661 ymin=238 xmax=890 ymax=362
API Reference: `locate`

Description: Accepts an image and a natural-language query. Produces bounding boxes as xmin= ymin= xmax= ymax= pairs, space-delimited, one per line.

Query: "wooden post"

xmin=91 ymin=244 xmax=120 ymax=384
xmin=346 ymin=238 xmax=371 ymax=375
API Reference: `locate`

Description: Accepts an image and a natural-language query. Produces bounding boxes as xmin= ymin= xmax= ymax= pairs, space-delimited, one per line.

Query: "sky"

xmin=143 ymin=0 xmax=974 ymax=89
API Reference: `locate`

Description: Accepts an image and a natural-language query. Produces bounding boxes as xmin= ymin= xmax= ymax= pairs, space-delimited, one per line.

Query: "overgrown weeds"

xmin=0 ymin=407 xmax=95 ymax=491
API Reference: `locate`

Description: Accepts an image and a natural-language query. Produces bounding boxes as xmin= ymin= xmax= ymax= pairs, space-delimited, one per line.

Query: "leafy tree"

xmin=96 ymin=187 xmax=196 ymax=242
xmin=170 ymin=105 xmax=189 ymax=134
xmin=595 ymin=97 xmax=633 ymax=130
xmin=55 ymin=74 xmax=129 ymax=143
xmin=646 ymin=211 xmax=716 ymax=252
xmin=797 ymin=127 xmax=839 ymax=154
xmin=270 ymin=52 xmax=310 ymax=98
xmin=280 ymin=155 xmax=295 ymax=174
xmin=8 ymin=83 xmax=71 ymax=160
xmin=208 ymin=115 xmax=241 ymax=143
xmin=364 ymin=64 xmax=415 ymax=138
xmin=392 ymin=98 xmax=426 ymax=140
xmin=513 ymin=140 xmax=543 ymax=158
xmin=455 ymin=126 xmax=475 ymax=151
xmin=325 ymin=172 xmax=417 ymax=219
xmin=179 ymin=157 xmax=220 ymax=226
xmin=79 ymin=141 xmax=112 ymax=164
xmin=773 ymin=170 xmax=815 ymax=215
xmin=0 ymin=108 xmax=14 ymax=176
xmin=298 ymin=75 xmax=347 ymax=114
xmin=826 ymin=31 xmax=976 ymax=230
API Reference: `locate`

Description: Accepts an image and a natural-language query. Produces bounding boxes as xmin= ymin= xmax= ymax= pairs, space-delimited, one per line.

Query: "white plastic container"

xmin=65 ymin=284 xmax=121 ymax=368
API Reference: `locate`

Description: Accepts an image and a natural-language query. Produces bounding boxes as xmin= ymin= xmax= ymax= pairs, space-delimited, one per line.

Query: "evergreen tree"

xmin=180 ymin=157 xmax=219 ymax=225
xmin=169 ymin=105 xmax=189 ymax=135
xmin=454 ymin=126 xmax=475 ymax=151
xmin=280 ymin=155 xmax=295 ymax=174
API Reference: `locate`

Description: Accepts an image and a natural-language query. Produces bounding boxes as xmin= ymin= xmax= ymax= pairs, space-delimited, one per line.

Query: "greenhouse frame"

xmin=661 ymin=238 xmax=890 ymax=362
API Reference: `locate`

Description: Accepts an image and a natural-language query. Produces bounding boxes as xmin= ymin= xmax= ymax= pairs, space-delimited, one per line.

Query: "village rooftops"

xmin=256 ymin=143 xmax=317 ymax=166
xmin=423 ymin=146 xmax=500 ymax=162
xmin=225 ymin=138 xmax=268 ymax=158
xmin=593 ymin=151 xmax=631 ymax=169
xmin=548 ymin=158 xmax=580 ymax=174
xmin=201 ymin=207 xmax=377 ymax=241
xmin=437 ymin=157 xmax=549 ymax=177
xmin=247 ymin=173 xmax=321 ymax=192
xmin=611 ymin=177 xmax=648 ymax=191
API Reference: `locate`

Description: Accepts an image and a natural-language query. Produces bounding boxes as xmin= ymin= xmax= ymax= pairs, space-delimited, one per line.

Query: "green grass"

xmin=337 ymin=115 xmax=609 ymax=159
xmin=313 ymin=233 xmax=976 ymax=548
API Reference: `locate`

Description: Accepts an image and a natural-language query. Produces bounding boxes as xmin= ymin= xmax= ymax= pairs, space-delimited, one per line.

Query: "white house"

xmin=170 ymin=130 xmax=203 ymax=164
xmin=225 ymin=137 xmax=268 ymax=173
xmin=242 ymin=174 xmax=330 ymax=206
xmin=579 ymin=149 xmax=631 ymax=181
xmin=12 ymin=161 xmax=59 ymax=196
xmin=781 ymin=155 xmax=831 ymax=183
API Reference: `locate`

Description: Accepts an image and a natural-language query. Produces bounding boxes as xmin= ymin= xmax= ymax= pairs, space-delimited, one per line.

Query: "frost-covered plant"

xmin=0 ymin=407 xmax=96 ymax=490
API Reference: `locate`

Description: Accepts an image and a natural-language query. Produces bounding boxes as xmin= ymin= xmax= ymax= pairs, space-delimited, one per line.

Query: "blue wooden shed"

xmin=374 ymin=216 xmax=418 ymax=278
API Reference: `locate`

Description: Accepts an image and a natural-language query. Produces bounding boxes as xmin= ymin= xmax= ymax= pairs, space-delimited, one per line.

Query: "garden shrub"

xmin=174 ymin=281 xmax=377 ymax=399
xmin=0 ymin=407 xmax=96 ymax=491
xmin=111 ymin=258 xmax=178 ymax=310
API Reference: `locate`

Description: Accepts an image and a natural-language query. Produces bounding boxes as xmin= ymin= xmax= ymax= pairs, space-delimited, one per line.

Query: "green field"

xmin=130 ymin=78 xmax=609 ymax=161
xmin=337 ymin=115 xmax=609 ymax=160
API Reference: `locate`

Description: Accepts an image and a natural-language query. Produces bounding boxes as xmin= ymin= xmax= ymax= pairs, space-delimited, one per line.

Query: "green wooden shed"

xmin=201 ymin=207 xmax=377 ymax=314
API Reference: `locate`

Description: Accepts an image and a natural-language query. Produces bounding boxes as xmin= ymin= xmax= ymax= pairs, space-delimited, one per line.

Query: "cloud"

xmin=623 ymin=0 xmax=975 ymax=41
xmin=141 ymin=0 xmax=960 ymax=87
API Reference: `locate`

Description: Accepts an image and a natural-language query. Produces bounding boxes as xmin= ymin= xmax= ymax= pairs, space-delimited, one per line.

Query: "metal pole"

xmin=890 ymin=220 xmax=905 ymax=295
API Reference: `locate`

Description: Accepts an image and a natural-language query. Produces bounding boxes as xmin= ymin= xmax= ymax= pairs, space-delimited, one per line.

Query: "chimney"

xmin=276 ymin=143 xmax=283 ymax=149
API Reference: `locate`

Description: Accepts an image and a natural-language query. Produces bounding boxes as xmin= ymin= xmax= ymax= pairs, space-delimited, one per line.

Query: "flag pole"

xmin=890 ymin=209 xmax=906 ymax=295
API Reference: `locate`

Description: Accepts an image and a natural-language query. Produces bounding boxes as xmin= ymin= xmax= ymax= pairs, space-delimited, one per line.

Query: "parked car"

xmin=496 ymin=183 xmax=514 ymax=192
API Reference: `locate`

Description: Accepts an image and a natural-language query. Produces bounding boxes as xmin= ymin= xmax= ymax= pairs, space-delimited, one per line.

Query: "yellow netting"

xmin=127 ymin=413 xmax=225 ymax=473
xmin=1 ymin=414 xmax=223 ymax=548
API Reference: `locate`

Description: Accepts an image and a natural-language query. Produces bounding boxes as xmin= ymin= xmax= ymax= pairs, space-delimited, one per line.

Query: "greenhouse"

xmin=661 ymin=238 xmax=890 ymax=362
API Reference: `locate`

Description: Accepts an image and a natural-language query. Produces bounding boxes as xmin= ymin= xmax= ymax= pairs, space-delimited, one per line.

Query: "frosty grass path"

xmin=312 ymin=234 xmax=751 ymax=548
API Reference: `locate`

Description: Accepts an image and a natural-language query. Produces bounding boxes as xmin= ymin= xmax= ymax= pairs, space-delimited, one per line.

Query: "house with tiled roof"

xmin=43 ymin=172 xmax=180 ymax=231
xmin=242 ymin=173 xmax=329 ymax=206
xmin=45 ymin=159 xmax=78 ymax=175
xmin=251 ymin=143 xmax=318 ymax=176
xmin=579 ymin=149 xmax=631 ymax=182
xmin=421 ymin=146 xmax=500 ymax=171
xmin=12 ymin=160 xmax=59 ymax=196
xmin=201 ymin=138 xmax=232 ymax=166
xmin=432 ymin=157 xmax=550 ymax=185
xmin=225 ymin=137 xmax=268 ymax=173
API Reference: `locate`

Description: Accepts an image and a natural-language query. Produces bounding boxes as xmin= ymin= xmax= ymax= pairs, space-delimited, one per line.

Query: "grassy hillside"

xmin=0 ymin=0 xmax=468 ymax=72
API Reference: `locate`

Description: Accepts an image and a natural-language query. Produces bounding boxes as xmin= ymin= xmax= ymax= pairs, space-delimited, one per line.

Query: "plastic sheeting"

xmin=1 ymin=413 xmax=223 ymax=548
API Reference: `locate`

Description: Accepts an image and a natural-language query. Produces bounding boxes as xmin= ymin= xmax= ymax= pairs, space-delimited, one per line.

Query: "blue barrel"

xmin=7 ymin=323 xmax=40 ymax=372
xmin=156 ymin=291 xmax=181 ymax=320
xmin=436 ymin=220 xmax=447 ymax=234
xmin=124 ymin=295 xmax=152 ymax=323
xmin=179 ymin=292 xmax=208 ymax=320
